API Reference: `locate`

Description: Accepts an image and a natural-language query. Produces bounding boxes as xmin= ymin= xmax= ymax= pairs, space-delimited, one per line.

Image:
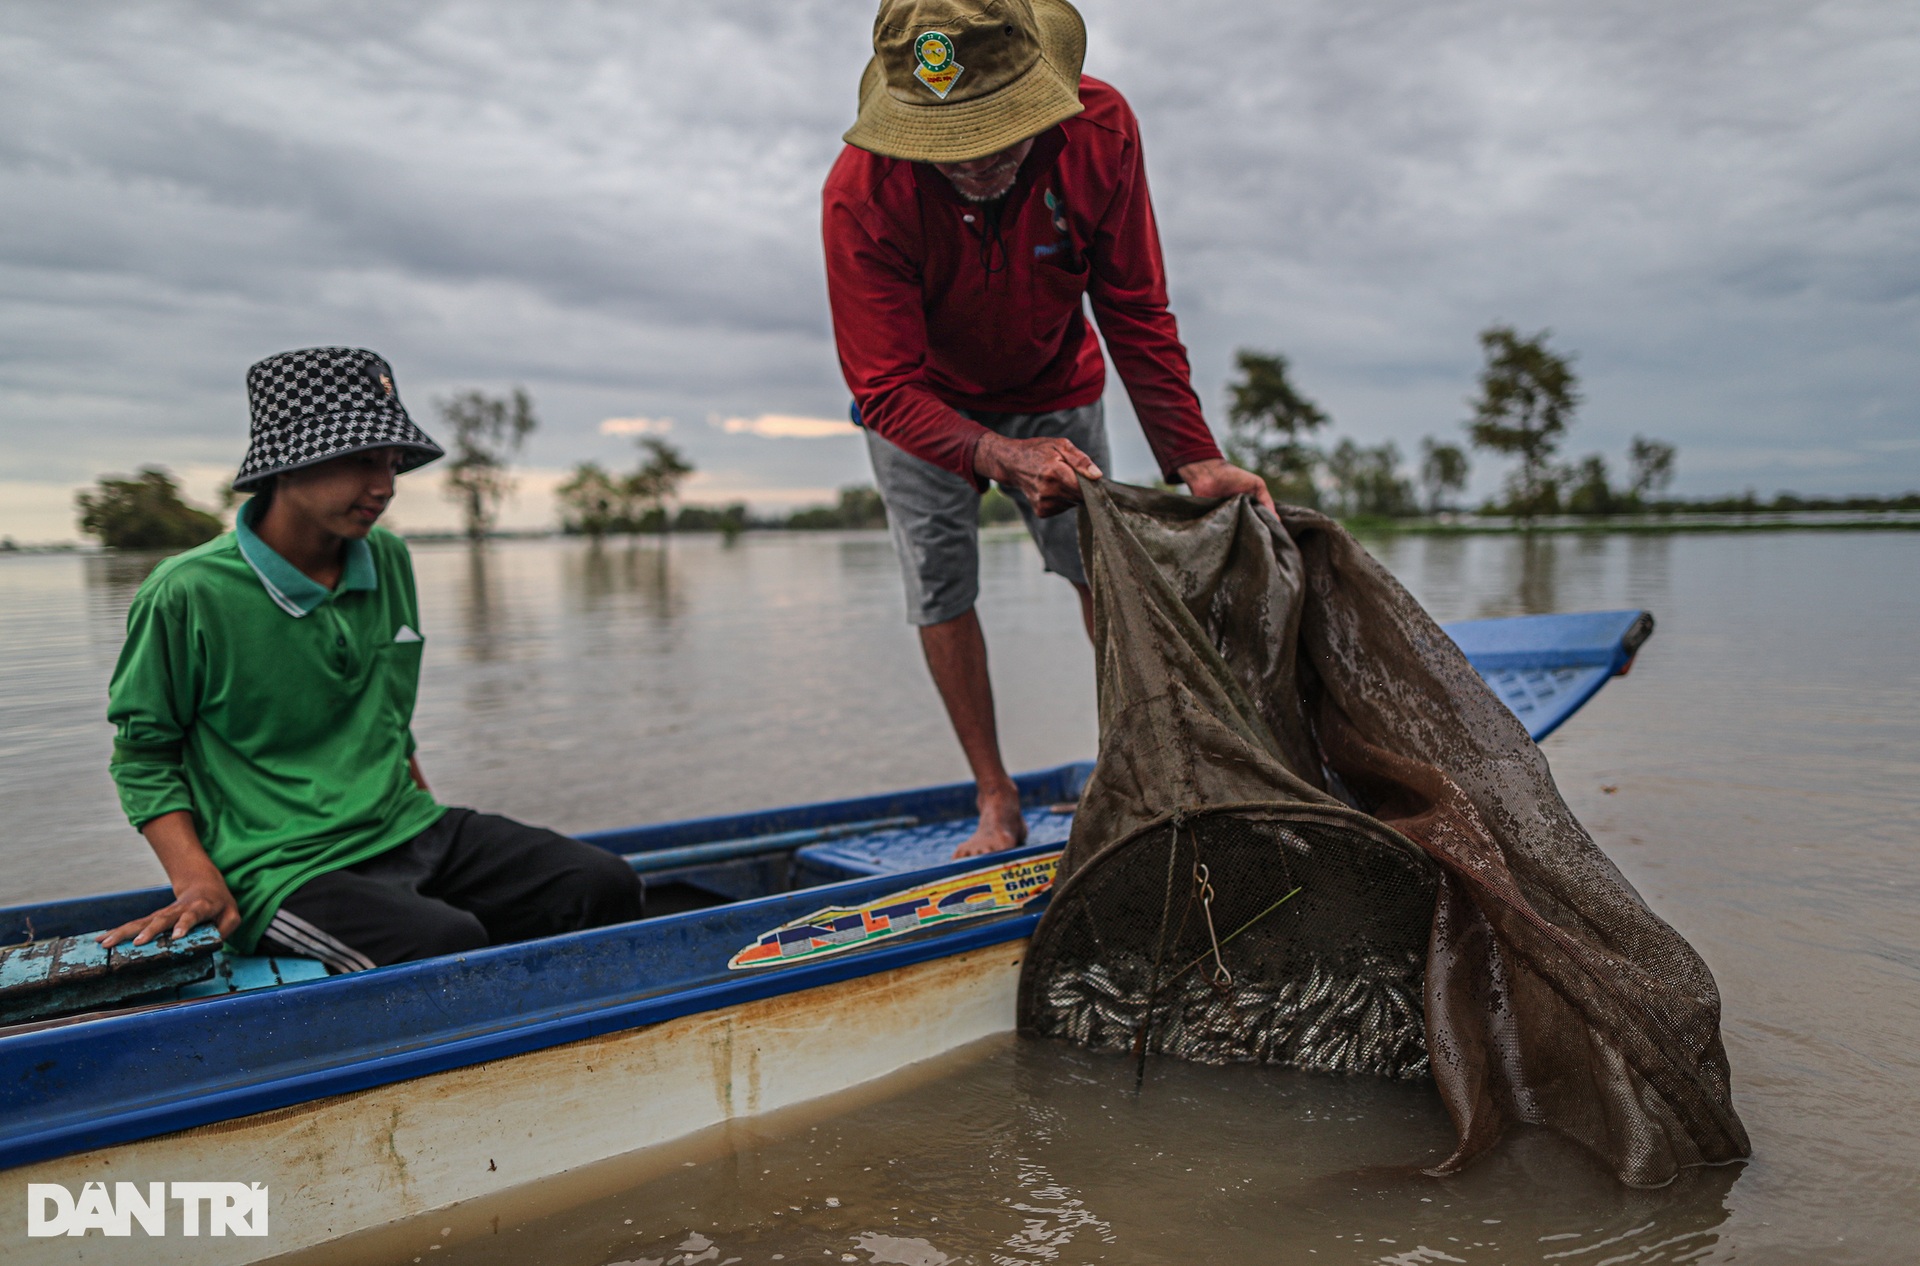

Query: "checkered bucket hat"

xmin=233 ymin=347 xmax=445 ymax=490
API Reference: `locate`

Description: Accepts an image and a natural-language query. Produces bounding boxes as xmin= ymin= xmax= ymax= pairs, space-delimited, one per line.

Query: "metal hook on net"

xmin=1192 ymin=862 xmax=1233 ymax=991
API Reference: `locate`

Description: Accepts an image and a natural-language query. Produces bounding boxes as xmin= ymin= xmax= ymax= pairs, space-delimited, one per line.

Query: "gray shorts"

xmin=865 ymin=401 xmax=1111 ymax=626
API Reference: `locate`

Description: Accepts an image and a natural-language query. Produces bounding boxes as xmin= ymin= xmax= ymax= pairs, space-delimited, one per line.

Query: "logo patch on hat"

xmin=913 ymin=31 xmax=963 ymax=99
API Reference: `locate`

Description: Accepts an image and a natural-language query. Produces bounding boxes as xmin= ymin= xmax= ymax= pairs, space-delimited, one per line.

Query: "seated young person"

xmin=99 ymin=346 xmax=642 ymax=968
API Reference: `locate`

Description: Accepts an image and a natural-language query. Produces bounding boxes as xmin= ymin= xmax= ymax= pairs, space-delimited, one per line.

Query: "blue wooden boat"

xmin=0 ymin=610 xmax=1650 ymax=1259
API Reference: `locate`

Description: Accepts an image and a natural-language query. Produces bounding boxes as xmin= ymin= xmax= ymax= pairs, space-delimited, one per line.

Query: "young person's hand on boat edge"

xmin=97 ymin=809 xmax=242 ymax=948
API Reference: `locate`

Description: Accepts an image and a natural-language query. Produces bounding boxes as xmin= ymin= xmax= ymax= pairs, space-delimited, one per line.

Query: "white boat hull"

xmin=5 ymin=942 xmax=1027 ymax=1265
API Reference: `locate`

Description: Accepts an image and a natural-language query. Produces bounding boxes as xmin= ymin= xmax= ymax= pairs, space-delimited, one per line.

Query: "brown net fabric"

xmin=1017 ymin=480 xmax=1749 ymax=1186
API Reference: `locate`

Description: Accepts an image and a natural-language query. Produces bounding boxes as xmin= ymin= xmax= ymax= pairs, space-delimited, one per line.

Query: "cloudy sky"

xmin=3 ymin=0 xmax=1916 ymax=539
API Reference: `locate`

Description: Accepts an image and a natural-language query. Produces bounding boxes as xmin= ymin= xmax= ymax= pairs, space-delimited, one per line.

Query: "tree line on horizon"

xmin=63 ymin=384 xmax=907 ymax=549
xmin=1224 ymin=324 xmax=1685 ymax=523
xmin=66 ymin=350 xmax=1920 ymax=550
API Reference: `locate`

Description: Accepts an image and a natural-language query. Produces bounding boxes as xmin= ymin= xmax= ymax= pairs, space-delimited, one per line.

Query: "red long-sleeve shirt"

xmin=824 ymin=76 xmax=1222 ymax=488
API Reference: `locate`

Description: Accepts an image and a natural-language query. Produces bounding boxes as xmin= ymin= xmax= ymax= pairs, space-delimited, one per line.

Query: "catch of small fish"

xmin=1034 ymin=951 xmax=1429 ymax=1081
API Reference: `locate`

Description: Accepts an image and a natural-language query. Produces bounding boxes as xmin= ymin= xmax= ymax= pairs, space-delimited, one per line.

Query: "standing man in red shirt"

xmin=825 ymin=0 xmax=1272 ymax=857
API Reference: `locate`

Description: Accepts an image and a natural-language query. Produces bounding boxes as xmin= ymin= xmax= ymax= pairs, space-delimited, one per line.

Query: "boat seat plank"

xmin=177 ymin=952 xmax=330 ymax=999
xmin=0 ymin=925 xmax=222 ymax=1024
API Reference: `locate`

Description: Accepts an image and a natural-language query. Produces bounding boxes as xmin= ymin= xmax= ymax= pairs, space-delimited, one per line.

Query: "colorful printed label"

xmin=727 ymin=851 xmax=1059 ymax=970
xmin=912 ymin=31 xmax=964 ymax=99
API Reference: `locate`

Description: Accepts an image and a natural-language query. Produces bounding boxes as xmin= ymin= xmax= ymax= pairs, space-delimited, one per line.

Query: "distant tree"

xmin=1225 ymin=350 xmax=1329 ymax=507
xmin=1627 ymin=435 xmax=1677 ymax=499
xmin=439 ymin=388 xmax=538 ymax=540
xmin=1465 ymin=325 xmax=1580 ymax=521
xmin=1418 ymin=438 xmax=1470 ymax=514
xmin=835 ymin=485 xmax=888 ymax=528
xmin=1566 ymin=453 xmax=1619 ymax=516
xmin=626 ymin=438 xmax=695 ymax=533
xmin=786 ymin=485 xmax=888 ymax=530
xmin=1324 ymin=440 xmax=1362 ymax=516
xmin=76 ymin=468 xmax=223 ymax=550
xmin=783 ymin=506 xmax=839 ymax=530
xmin=1324 ymin=439 xmax=1416 ymax=519
xmin=980 ymin=486 xmax=1022 ymax=525
xmin=673 ymin=502 xmax=750 ymax=538
xmin=556 ymin=461 xmax=623 ymax=538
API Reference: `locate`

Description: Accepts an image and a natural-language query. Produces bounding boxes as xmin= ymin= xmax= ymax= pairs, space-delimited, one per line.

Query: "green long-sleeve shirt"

xmin=106 ymin=505 xmax=444 ymax=952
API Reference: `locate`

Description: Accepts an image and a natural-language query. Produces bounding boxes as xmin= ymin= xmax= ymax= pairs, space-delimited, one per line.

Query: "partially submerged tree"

xmin=439 ymin=388 xmax=538 ymax=540
xmin=1418 ymin=438 xmax=1471 ymax=514
xmin=626 ymin=438 xmax=695 ymax=532
xmin=1465 ymin=326 xmax=1580 ymax=521
xmin=1566 ymin=453 xmax=1618 ymax=516
xmin=1225 ymin=349 xmax=1329 ymax=507
xmin=555 ymin=461 xmax=623 ymax=538
xmin=1564 ymin=437 xmax=1677 ymax=517
xmin=1325 ymin=439 xmax=1416 ymax=519
xmin=558 ymin=441 xmax=698 ymax=536
xmin=1628 ymin=435 xmax=1678 ymax=499
xmin=76 ymin=468 xmax=223 ymax=550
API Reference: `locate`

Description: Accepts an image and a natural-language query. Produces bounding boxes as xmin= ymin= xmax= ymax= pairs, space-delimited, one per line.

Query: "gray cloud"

xmin=2 ymin=0 xmax=1916 ymax=535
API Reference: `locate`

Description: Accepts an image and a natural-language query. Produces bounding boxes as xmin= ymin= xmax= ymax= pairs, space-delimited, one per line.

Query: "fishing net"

xmin=1029 ymin=807 xmax=1435 ymax=1079
xmin=1017 ymin=480 xmax=1750 ymax=1186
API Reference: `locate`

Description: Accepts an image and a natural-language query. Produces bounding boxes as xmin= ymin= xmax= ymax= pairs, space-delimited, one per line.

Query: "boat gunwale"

xmin=0 ymin=770 xmax=1085 ymax=1172
xmin=0 ymin=906 xmax=1048 ymax=1171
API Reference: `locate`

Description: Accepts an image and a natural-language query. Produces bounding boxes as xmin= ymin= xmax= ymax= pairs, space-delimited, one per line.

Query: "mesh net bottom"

xmin=1022 ymin=810 xmax=1438 ymax=1081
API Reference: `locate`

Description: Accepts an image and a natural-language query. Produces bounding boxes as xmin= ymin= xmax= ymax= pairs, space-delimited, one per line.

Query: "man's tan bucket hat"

xmin=845 ymin=0 xmax=1086 ymax=164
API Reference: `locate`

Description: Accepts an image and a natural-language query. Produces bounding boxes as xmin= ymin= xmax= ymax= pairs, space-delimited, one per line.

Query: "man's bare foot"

xmin=953 ymin=782 xmax=1028 ymax=858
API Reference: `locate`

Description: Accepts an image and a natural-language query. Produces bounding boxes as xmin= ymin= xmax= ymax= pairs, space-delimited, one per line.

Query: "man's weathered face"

xmin=275 ymin=447 xmax=403 ymax=539
xmin=933 ymin=137 xmax=1036 ymax=203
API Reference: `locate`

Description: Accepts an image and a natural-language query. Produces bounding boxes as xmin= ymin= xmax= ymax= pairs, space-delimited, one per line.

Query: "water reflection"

xmin=837 ymin=532 xmax=908 ymax=580
xmin=3 ymin=527 xmax=1874 ymax=909
xmin=1420 ymin=534 xmax=1469 ymax=614
xmin=570 ymin=538 xmax=683 ymax=621
xmin=1503 ymin=533 xmax=1559 ymax=617
xmin=362 ymin=1037 xmax=1738 ymax=1266
xmin=1568 ymin=530 xmax=1610 ymax=596
xmin=9 ymin=528 xmax=1879 ymax=904
xmin=1624 ymin=533 xmax=1673 ymax=613
xmin=80 ymin=550 xmax=169 ymax=599
xmin=1352 ymin=532 xmax=1649 ymax=624
xmin=80 ymin=551 xmax=168 ymax=651
xmin=461 ymin=543 xmax=501 ymax=663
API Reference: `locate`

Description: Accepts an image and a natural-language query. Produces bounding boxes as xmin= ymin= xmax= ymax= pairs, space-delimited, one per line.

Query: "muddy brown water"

xmin=3 ymin=527 xmax=1916 ymax=1263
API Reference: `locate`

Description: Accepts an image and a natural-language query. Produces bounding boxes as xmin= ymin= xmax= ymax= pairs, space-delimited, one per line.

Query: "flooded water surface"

xmin=306 ymin=1033 xmax=1755 ymax=1266
xmin=3 ymin=526 xmax=1917 ymax=1263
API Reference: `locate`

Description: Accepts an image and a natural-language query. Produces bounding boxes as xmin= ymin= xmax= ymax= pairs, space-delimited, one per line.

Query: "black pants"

xmin=259 ymin=808 xmax=643 ymax=970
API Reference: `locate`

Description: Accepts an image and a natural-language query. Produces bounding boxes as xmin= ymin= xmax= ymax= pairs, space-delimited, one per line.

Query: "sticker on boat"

xmin=728 ymin=851 xmax=1060 ymax=969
